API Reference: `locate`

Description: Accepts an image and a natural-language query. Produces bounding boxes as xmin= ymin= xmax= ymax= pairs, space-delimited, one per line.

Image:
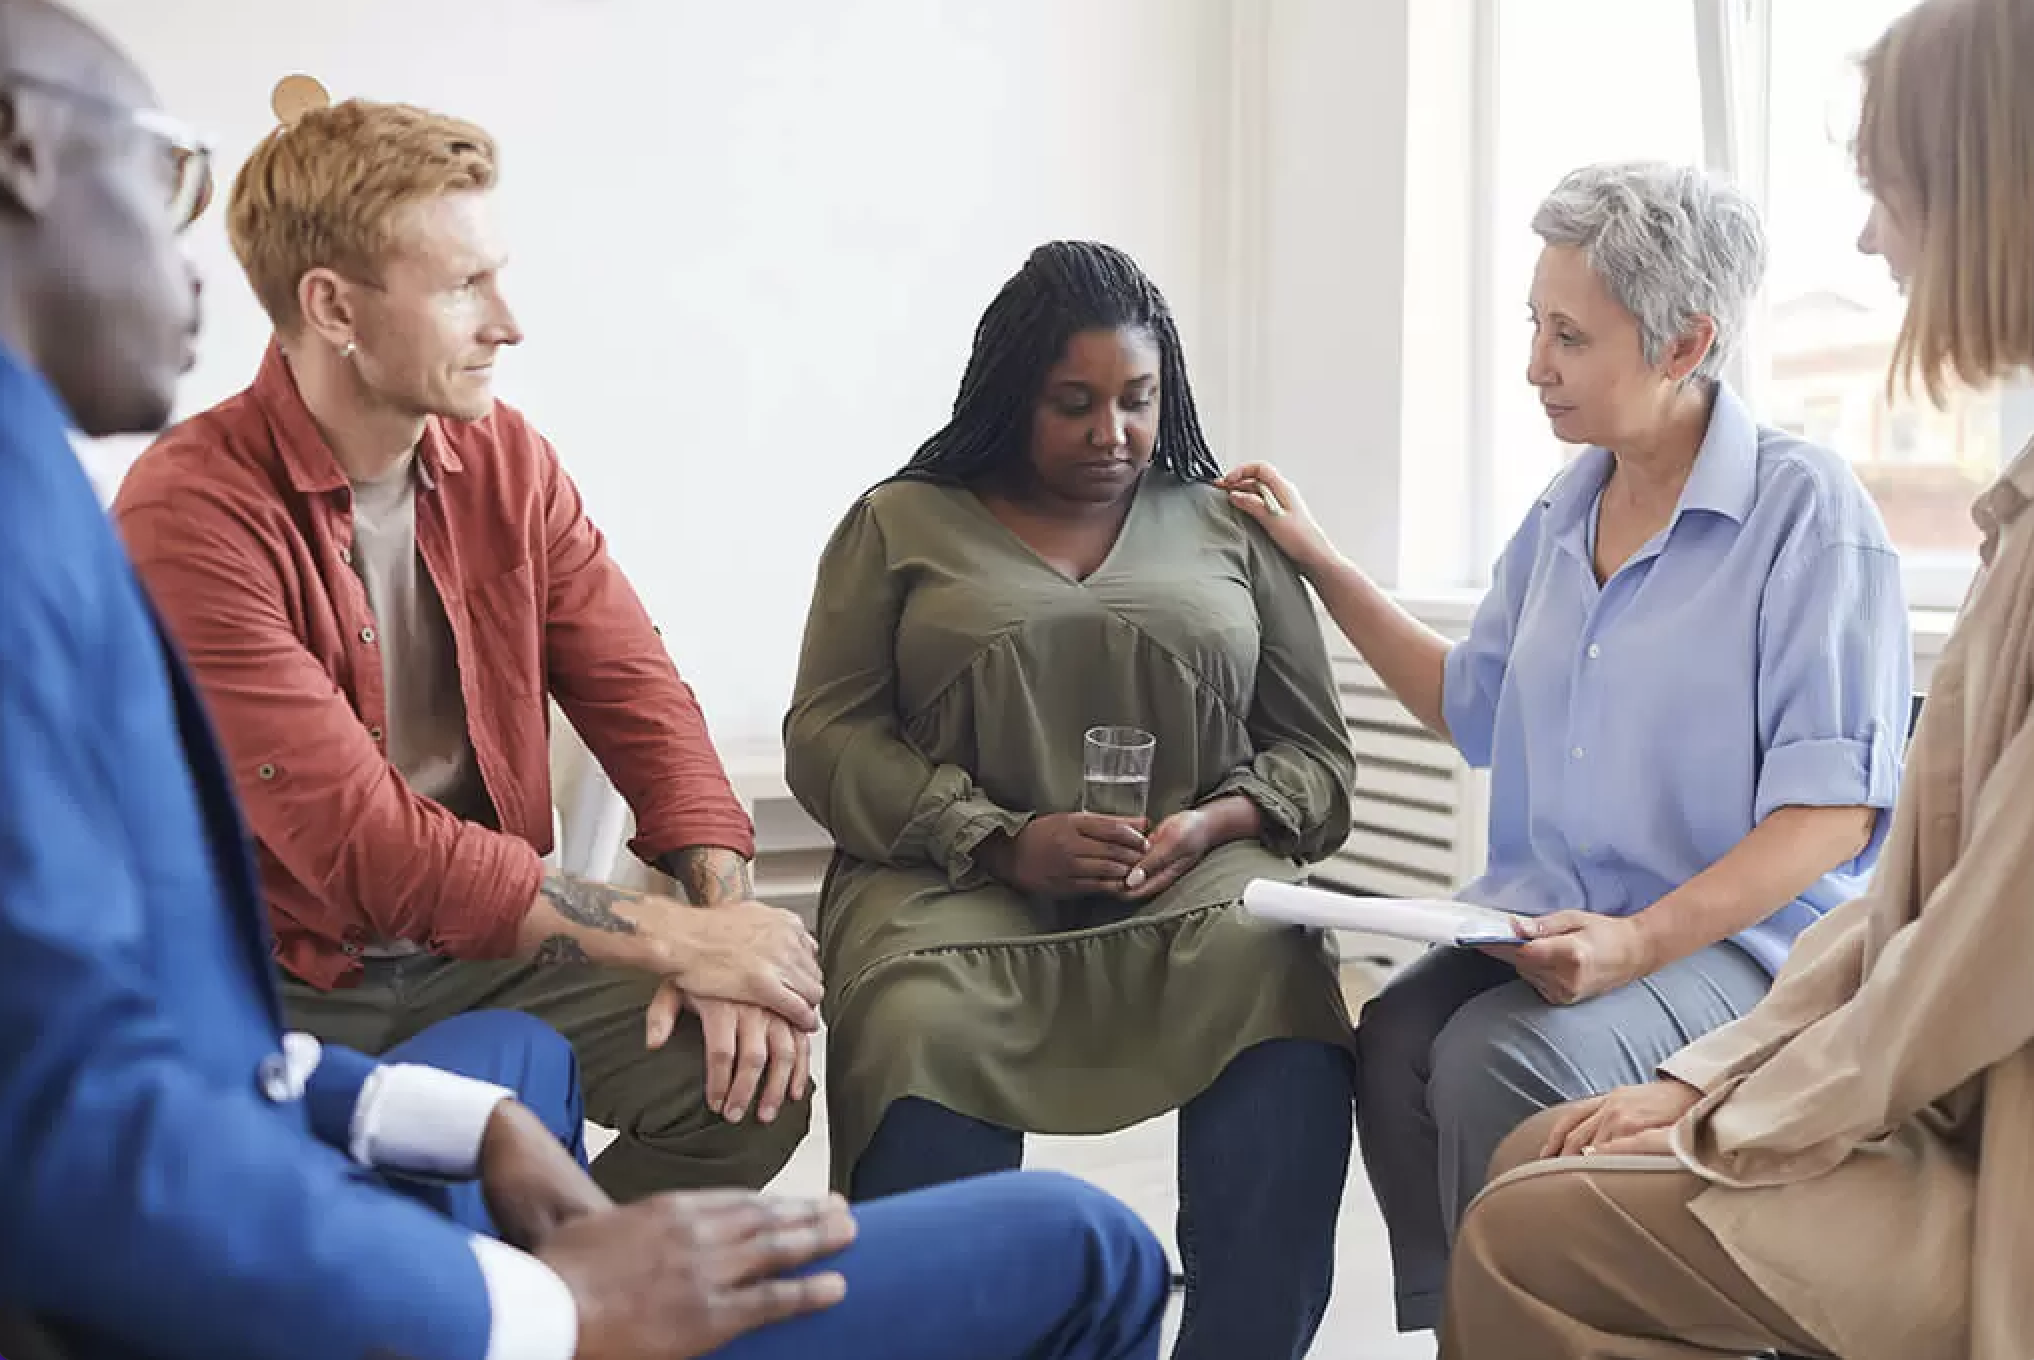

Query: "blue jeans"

xmin=383 ymin=1010 xmax=1169 ymax=1360
xmin=852 ymin=1038 xmax=1356 ymax=1360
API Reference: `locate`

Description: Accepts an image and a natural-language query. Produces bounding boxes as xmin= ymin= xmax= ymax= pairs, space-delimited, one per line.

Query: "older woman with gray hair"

xmin=1221 ymin=160 xmax=1911 ymax=1334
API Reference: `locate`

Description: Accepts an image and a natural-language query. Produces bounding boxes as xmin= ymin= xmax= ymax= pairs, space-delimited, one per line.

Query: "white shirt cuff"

xmin=469 ymin=1235 xmax=580 ymax=1360
xmin=349 ymin=1063 xmax=514 ymax=1177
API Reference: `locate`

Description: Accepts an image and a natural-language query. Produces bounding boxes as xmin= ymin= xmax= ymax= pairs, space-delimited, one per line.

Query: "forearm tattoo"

xmin=533 ymin=872 xmax=642 ymax=967
xmin=533 ymin=933 xmax=591 ymax=965
xmin=660 ymin=846 xmax=755 ymax=906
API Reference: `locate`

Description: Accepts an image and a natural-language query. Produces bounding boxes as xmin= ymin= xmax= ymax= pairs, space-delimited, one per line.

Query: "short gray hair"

xmin=1531 ymin=161 xmax=1766 ymax=384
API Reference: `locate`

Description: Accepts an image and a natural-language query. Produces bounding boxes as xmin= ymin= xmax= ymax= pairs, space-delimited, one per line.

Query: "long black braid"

xmin=896 ymin=240 xmax=1222 ymax=485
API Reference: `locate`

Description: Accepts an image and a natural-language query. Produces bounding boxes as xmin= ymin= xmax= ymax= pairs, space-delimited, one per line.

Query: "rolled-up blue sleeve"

xmin=1443 ymin=505 xmax=1544 ymax=767
xmin=1754 ymin=539 xmax=1911 ymax=858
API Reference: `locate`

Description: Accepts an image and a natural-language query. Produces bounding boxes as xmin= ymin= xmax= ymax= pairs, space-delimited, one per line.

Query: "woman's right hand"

xmin=1217 ymin=462 xmax=1336 ymax=574
xmin=983 ymin=813 xmax=1149 ymax=897
xmin=1539 ymin=1079 xmax=1703 ymax=1159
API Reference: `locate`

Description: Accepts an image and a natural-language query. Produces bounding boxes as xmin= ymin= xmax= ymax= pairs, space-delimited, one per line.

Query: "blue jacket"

xmin=0 ymin=346 xmax=494 ymax=1360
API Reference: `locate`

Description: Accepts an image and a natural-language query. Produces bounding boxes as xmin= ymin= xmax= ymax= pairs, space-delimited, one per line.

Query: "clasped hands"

xmin=628 ymin=898 xmax=824 ymax=1130
xmin=984 ymin=796 xmax=1259 ymax=903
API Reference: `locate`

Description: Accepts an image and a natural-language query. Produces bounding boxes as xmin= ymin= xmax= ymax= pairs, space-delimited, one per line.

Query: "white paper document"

xmin=1241 ymin=880 xmax=1527 ymax=947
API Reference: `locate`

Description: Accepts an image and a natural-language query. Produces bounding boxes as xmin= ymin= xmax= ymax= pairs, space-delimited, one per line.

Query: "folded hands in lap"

xmin=639 ymin=905 xmax=821 ymax=1128
xmin=684 ymin=995 xmax=811 ymax=1126
xmin=981 ymin=803 xmax=1241 ymax=904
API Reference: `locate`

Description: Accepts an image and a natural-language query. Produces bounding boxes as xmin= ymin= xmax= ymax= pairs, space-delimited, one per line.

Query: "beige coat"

xmin=1660 ymin=441 xmax=2034 ymax=1360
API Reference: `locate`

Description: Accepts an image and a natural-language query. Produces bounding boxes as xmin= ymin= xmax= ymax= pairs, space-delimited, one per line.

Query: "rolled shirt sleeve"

xmin=1753 ymin=540 xmax=1909 ymax=860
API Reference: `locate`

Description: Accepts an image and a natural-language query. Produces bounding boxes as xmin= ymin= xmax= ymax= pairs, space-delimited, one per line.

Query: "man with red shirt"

xmin=116 ymin=90 xmax=817 ymax=1198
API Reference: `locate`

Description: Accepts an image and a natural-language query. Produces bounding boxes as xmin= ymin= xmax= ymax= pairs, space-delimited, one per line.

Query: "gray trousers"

xmin=1352 ymin=941 xmax=1770 ymax=1333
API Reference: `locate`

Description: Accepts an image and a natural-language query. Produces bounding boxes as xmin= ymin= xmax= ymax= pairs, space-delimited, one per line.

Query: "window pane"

xmin=1766 ymin=0 xmax=1997 ymax=577
xmin=1484 ymin=1 xmax=1705 ymax=551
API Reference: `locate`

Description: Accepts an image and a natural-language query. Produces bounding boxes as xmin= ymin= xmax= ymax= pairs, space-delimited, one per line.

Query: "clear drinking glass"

xmin=1081 ymin=726 xmax=1156 ymax=820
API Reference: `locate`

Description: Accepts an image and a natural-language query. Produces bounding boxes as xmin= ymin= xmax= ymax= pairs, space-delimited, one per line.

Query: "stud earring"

xmin=340 ymin=341 xmax=357 ymax=359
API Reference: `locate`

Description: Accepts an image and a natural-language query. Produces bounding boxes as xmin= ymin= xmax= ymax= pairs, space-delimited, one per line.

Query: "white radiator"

xmin=1313 ymin=623 xmax=1490 ymax=970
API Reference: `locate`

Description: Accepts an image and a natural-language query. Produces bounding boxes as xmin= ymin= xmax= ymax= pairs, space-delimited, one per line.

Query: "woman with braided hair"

xmin=785 ymin=240 xmax=1359 ymax=1360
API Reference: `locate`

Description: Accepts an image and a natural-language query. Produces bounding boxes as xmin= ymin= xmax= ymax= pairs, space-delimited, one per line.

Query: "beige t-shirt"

xmin=349 ymin=454 xmax=490 ymax=953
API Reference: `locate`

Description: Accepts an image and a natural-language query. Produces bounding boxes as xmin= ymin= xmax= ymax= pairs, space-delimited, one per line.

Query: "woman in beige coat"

xmin=1442 ymin=1 xmax=2034 ymax=1358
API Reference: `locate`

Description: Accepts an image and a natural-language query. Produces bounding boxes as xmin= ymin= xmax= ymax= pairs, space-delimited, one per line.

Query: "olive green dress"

xmin=784 ymin=470 xmax=1359 ymax=1189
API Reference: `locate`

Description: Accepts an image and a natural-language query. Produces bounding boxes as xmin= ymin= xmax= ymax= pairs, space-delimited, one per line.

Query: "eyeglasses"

xmin=3 ymin=70 xmax=214 ymax=231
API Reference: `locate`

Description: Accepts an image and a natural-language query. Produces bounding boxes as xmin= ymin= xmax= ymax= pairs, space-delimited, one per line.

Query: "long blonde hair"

xmin=1856 ymin=0 xmax=2034 ymax=402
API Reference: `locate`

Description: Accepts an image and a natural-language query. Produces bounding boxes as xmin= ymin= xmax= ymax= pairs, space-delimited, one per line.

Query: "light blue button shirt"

xmin=1443 ymin=384 xmax=1911 ymax=974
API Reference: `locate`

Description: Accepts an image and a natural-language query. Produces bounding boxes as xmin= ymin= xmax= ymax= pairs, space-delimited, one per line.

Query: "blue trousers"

xmin=852 ymin=1038 xmax=1356 ymax=1360
xmin=385 ymin=1010 xmax=1169 ymax=1360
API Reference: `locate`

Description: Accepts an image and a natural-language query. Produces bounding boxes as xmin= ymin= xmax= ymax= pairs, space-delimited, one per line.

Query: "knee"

xmin=1352 ymin=987 xmax=1439 ymax=1101
xmin=1018 ymin=1172 xmax=1167 ymax=1293
xmin=1454 ymin=1164 xmax=1569 ymax=1277
xmin=408 ymin=1009 xmax=582 ymax=1108
xmin=1487 ymin=1106 xmax=1566 ymax=1184
xmin=1425 ymin=1001 xmax=1566 ymax=1135
xmin=642 ymin=1075 xmax=813 ymax=1154
xmin=1451 ymin=1174 xmax=1526 ymax=1288
xmin=382 ymin=1009 xmax=585 ymax=1151
xmin=622 ymin=1038 xmax=814 ymax=1176
xmin=740 ymin=1089 xmax=813 ymax=1161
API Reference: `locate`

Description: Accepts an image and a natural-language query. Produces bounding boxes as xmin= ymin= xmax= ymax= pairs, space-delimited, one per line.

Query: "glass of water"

xmin=1081 ymin=726 xmax=1156 ymax=820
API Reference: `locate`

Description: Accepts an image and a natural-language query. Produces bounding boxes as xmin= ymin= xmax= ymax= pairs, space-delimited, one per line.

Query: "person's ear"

xmin=297 ymin=266 xmax=360 ymax=353
xmin=1662 ymin=315 xmax=1718 ymax=384
xmin=0 ymin=89 xmax=62 ymax=220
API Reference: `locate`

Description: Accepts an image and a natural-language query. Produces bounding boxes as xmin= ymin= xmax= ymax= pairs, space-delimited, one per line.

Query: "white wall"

xmin=1226 ymin=0 xmax=1417 ymax=583
xmin=1216 ymin=0 xmax=1480 ymax=589
xmin=74 ymin=0 xmax=1230 ymax=753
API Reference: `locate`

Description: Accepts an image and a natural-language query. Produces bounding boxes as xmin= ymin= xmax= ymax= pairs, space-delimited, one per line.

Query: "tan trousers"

xmin=1441 ymin=1108 xmax=1836 ymax=1360
xmin=282 ymin=953 xmax=810 ymax=1201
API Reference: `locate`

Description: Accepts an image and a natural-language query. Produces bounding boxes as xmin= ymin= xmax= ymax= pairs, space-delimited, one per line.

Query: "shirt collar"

xmin=1540 ymin=382 xmax=1760 ymax=545
xmin=253 ymin=339 xmax=462 ymax=495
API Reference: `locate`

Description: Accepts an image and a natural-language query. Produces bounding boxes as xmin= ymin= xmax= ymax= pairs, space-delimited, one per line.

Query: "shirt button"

xmin=368 ymin=725 xmax=384 ymax=742
xmin=257 ymin=762 xmax=277 ymax=781
xmin=342 ymin=941 xmax=362 ymax=957
xmin=338 ymin=545 xmax=353 ymax=566
xmin=1587 ymin=643 xmax=1602 ymax=659
xmin=1571 ymin=746 xmax=1585 ymax=760
xmin=360 ymin=626 xmax=377 ymax=644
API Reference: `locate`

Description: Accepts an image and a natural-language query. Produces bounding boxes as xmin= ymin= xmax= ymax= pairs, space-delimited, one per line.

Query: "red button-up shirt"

xmin=115 ymin=343 xmax=755 ymax=989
